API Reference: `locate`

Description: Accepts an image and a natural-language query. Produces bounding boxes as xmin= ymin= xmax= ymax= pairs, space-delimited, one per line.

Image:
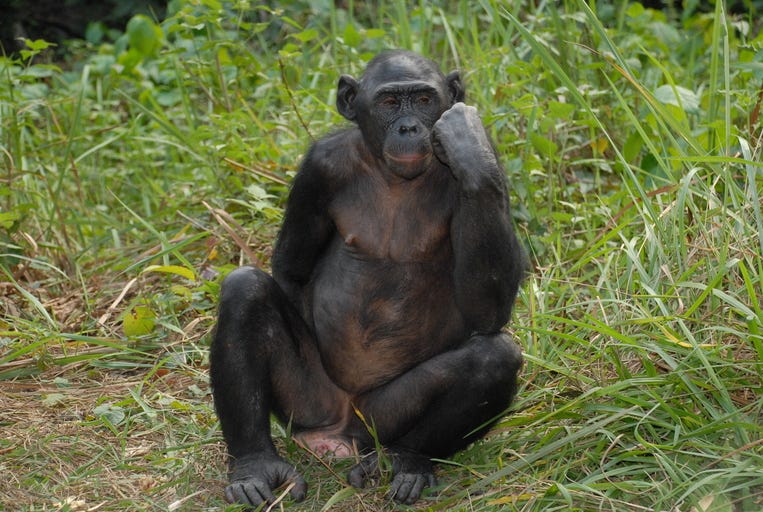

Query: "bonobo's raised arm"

xmin=433 ymin=103 xmax=526 ymax=332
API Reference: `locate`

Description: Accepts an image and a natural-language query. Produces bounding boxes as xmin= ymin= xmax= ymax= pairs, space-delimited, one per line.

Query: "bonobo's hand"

xmin=226 ymin=452 xmax=307 ymax=507
xmin=348 ymin=450 xmax=437 ymax=505
xmin=432 ymin=102 xmax=498 ymax=182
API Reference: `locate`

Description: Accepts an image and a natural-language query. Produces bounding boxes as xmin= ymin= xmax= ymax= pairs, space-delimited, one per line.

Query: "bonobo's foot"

xmin=348 ymin=449 xmax=437 ymax=505
xmin=226 ymin=453 xmax=307 ymax=507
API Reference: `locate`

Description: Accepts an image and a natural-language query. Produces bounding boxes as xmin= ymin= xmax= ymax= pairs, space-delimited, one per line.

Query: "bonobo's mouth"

xmin=384 ymin=152 xmax=433 ymax=179
xmin=386 ymin=153 xmax=428 ymax=164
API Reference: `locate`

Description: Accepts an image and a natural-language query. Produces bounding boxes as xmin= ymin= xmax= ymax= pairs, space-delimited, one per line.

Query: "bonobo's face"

xmin=337 ymin=51 xmax=464 ymax=179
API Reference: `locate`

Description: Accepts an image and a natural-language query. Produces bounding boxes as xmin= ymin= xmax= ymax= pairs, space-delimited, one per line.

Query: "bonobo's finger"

xmin=224 ymin=484 xmax=240 ymax=505
xmin=225 ymin=480 xmax=272 ymax=506
xmin=248 ymin=480 xmax=276 ymax=505
xmin=347 ymin=455 xmax=378 ymax=489
xmin=431 ymin=124 xmax=448 ymax=166
xmin=347 ymin=464 xmax=366 ymax=489
xmin=287 ymin=471 xmax=308 ymax=501
xmin=432 ymin=134 xmax=447 ymax=166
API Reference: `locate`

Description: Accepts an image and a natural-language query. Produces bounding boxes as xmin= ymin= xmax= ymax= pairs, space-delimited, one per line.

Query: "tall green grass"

xmin=1 ymin=0 xmax=761 ymax=510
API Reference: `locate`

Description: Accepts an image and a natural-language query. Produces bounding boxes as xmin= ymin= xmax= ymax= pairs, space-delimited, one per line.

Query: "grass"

xmin=1 ymin=0 xmax=762 ymax=510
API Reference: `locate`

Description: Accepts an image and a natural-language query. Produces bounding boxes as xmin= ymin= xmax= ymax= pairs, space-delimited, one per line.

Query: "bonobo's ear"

xmin=337 ymin=75 xmax=359 ymax=122
xmin=445 ymin=70 xmax=465 ymax=105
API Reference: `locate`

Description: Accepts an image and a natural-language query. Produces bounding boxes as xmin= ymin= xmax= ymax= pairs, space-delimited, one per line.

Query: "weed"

xmin=1 ymin=1 xmax=761 ymax=510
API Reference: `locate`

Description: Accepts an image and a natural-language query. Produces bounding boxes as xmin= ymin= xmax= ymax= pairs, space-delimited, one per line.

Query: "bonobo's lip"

xmin=385 ymin=152 xmax=430 ymax=164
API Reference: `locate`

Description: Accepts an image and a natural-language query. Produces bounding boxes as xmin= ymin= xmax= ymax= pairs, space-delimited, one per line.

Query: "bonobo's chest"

xmin=329 ymin=170 xmax=455 ymax=262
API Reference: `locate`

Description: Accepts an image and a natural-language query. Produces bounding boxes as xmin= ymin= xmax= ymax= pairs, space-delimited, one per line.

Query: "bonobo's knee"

xmin=219 ymin=266 xmax=274 ymax=306
xmin=468 ymin=333 xmax=523 ymax=386
xmin=214 ymin=266 xmax=279 ymax=357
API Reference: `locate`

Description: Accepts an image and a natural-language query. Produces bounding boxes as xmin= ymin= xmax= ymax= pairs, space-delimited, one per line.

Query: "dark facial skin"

xmin=210 ymin=50 xmax=526 ymax=508
xmin=337 ymin=51 xmax=464 ymax=179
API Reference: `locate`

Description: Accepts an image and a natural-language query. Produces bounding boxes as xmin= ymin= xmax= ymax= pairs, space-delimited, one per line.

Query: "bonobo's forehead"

xmin=360 ymin=51 xmax=444 ymax=90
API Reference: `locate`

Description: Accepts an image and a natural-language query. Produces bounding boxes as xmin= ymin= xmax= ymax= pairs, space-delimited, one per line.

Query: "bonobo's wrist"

xmin=456 ymin=163 xmax=503 ymax=196
xmin=229 ymin=450 xmax=279 ymax=478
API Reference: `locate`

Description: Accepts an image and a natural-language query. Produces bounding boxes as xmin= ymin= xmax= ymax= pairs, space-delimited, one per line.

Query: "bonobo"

xmin=210 ymin=49 xmax=526 ymax=507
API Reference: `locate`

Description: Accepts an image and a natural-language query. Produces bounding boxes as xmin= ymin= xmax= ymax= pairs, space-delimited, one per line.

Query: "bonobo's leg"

xmin=349 ymin=334 xmax=522 ymax=504
xmin=210 ymin=266 xmax=348 ymax=506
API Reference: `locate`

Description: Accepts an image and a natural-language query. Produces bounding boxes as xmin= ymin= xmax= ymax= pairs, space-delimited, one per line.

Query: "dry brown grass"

xmin=0 ymin=367 xmax=226 ymax=510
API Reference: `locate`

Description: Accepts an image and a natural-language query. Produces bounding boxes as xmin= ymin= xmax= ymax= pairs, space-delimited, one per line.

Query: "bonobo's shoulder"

xmin=312 ymin=127 xmax=363 ymax=149
xmin=302 ymin=128 xmax=365 ymax=180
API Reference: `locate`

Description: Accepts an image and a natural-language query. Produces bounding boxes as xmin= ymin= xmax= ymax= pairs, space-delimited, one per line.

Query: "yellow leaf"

xmin=488 ymin=493 xmax=535 ymax=505
xmin=592 ymin=137 xmax=609 ymax=154
xmin=143 ymin=264 xmax=196 ymax=281
xmin=123 ymin=305 xmax=156 ymax=337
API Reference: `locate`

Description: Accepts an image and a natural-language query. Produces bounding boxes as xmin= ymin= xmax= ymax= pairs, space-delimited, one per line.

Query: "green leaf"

xmin=654 ymin=85 xmax=700 ymax=114
xmin=170 ymin=285 xmax=193 ymax=299
xmin=548 ymin=101 xmax=575 ymax=119
xmin=292 ymin=28 xmax=319 ymax=43
xmin=23 ymin=38 xmax=55 ymax=52
xmin=126 ymin=15 xmax=162 ymax=57
xmin=93 ymin=403 xmax=126 ymax=426
xmin=122 ymin=305 xmax=156 ymax=337
xmin=623 ymin=132 xmax=643 ymax=163
xmin=200 ymin=0 xmax=222 ymax=9
xmin=0 ymin=211 xmax=20 ymax=229
xmin=530 ymin=133 xmax=559 ymax=159
xmin=42 ymin=393 xmax=66 ymax=407
xmin=321 ymin=487 xmax=358 ymax=511
xmin=53 ymin=377 xmax=71 ymax=388
xmin=626 ymin=2 xmax=645 ymax=17
xmin=84 ymin=22 xmax=106 ymax=44
xmin=343 ymin=24 xmax=361 ymax=48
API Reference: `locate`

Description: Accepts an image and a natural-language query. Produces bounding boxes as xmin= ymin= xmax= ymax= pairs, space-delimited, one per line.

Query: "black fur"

xmin=210 ymin=49 xmax=526 ymax=507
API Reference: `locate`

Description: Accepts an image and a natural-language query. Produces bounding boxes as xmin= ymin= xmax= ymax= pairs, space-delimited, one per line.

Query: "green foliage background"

xmin=1 ymin=1 xmax=761 ymax=510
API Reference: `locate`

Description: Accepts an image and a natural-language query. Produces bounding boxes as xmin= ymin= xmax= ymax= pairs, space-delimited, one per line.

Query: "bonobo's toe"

xmin=348 ymin=453 xmax=379 ymax=489
xmin=347 ymin=450 xmax=436 ymax=504
xmin=388 ymin=467 xmax=437 ymax=504
xmin=388 ymin=450 xmax=436 ymax=503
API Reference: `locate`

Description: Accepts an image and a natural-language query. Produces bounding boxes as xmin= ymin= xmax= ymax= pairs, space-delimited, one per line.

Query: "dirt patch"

xmin=0 ymin=370 xmax=226 ymax=510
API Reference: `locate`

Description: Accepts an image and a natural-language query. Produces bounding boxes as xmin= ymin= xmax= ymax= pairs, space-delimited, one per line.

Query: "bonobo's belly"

xmin=311 ymin=243 xmax=466 ymax=394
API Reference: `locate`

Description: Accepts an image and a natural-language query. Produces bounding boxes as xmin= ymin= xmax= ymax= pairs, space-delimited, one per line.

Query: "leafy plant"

xmin=0 ymin=1 xmax=761 ymax=510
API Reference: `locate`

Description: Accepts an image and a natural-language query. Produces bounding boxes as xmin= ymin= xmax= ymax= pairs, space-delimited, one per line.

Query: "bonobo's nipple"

xmin=345 ymin=234 xmax=357 ymax=246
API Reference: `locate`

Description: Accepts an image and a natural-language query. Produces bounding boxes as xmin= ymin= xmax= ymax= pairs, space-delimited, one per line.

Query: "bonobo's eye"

xmin=417 ymin=95 xmax=431 ymax=105
xmin=380 ymin=96 xmax=399 ymax=107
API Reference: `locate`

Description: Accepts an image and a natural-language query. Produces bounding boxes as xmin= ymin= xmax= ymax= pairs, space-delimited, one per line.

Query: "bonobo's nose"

xmin=398 ymin=118 xmax=419 ymax=135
